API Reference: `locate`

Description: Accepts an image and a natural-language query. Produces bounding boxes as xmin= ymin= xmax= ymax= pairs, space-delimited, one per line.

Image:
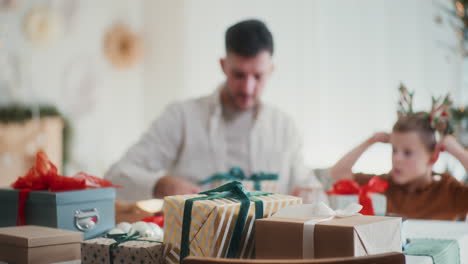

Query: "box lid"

xmin=0 ymin=187 xmax=115 ymax=205
xmin=0 ymin=225 xmax=83 ymax=248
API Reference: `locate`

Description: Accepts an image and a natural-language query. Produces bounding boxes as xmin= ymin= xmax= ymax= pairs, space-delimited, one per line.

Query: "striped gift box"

xmin=163 ymin=192 xmax=301 ymax=264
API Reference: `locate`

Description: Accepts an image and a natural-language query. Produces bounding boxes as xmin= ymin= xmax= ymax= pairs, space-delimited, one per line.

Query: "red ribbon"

xmin=11 ymin=151 xmax=120 ymax=225
xmin=142 ymin=215 xmax=164 ymax=227
xmin=327 ymin=177 xmax=388 ymax=215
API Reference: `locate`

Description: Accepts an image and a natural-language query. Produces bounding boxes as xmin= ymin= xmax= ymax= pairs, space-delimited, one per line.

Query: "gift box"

xmin=403 ymin=219 xmax=468 ymax=264
xmin=0 ymin=187 xmax=116 ymax=239
xmin=255 ymin=202 xmax=402 ymax=259
xmin=81 ymin=236 xmax=164 ymax=264
xmin=327 ymin=177 xmax=388 ymax=215
xmin=207 ymin=179 xmax=278 ymax=193
xmin=198 ymin=167 xmax=279 ymax=193
xmin=0 ymin=116 xmax=63 ymax=187
xmin=163 ymin=181 xmax=301 ymax=264
xmin=0 ymin=151 xmax=118 ymax=239
xmin=328 ymin=193 xmax=386 ymax=216
xmin=0 ymin=225 xmax=82 ymax=264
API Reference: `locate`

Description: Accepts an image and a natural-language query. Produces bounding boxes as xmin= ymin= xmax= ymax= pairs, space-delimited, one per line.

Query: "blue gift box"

xmin=0 ymin=188 xmax=115 ymax=239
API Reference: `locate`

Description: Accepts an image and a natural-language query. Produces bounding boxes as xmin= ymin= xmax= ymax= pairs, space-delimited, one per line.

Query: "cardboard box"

xmin=328 ymin=193 xmax=386 ymax=216
xmin=0 ymin=117 xmax=64 ymax=187
xmin=0 ymin=188 xmax=115 ymax=239
xmin=256 ymin=215 xmax=402 ymax=259
xmin=0 ymin=225 xmax=83 ymax=264
xmin=163 ymin=193 xmax=301 ymax=264
xmin=81 ymin=237 xmax=164 ymax=264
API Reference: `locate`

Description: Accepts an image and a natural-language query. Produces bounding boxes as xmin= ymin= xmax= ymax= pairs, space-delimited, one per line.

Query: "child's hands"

xmin=437 ymin=135 xmax=465 ymax=156
xmin=437 ymin=135 xmax=468 ymax=173
xmin=369 ymin=132 xmax=390 ymax=144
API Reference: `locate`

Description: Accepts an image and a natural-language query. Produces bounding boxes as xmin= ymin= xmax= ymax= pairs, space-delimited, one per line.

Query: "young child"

xmin=330 ymin=92 xmax=468 ymax=220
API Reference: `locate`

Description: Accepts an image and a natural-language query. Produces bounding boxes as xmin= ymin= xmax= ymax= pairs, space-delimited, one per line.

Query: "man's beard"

xmin=225 ymin=89 xmax=257 ymax=110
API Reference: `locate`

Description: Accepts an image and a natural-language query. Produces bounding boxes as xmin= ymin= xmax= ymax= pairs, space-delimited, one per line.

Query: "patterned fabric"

xmin=81 ymin=237 xmax=164 ymax=264
xmin=163 ymin=193 xmax=302 ymax=264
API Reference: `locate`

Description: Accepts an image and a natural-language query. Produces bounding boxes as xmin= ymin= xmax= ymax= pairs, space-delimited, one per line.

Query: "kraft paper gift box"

xmin=328 ymin=193 xmax=387 ymax=216
xmin=0 ymin=187 xmax=116 ymax=239
xmin=0 ymin=117 xmax=63 ymax=187
xmin=255 ymin=202 xmax=402 ymax=259
xmin=198 ymin=167 xmax=279 ymax=193
xmin=0 ymin=225 xmax=83 ymax=264
xmin=163 ymin=181 xmax=302 ymax=264
xmin=81 ymin=237 xmax=164 ymax=264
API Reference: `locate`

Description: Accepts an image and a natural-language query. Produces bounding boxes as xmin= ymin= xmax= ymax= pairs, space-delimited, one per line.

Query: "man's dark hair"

xmin=225 ymin=19 xmax=274 ymax=57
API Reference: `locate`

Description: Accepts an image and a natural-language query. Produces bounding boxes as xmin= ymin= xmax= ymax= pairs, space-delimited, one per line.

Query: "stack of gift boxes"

xmin=161 ymin=181 xmax=402 ymax=264
xmin=0 ymin=156 xmax=404 ymax=264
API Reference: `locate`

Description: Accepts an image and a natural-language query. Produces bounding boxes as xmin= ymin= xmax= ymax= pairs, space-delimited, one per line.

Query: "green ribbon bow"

xmin=198 ymin=167 xmax=278 ymax=191
xmin=106 ymin=233 xmax=162 ymax=264
xmin=180 ymin=181 xmax=272 ymax=263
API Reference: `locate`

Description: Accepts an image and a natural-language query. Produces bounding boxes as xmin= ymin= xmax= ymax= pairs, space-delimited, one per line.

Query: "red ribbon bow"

xmin=11 ymin=151 xmax=120 ymax=225
xmin=326 ymin=177 xmax=389 ymax=215
xmin=142 ymin=215 xmax=164 ymax=227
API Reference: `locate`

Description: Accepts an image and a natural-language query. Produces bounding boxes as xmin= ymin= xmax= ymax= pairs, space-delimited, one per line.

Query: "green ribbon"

xmin=249 ymin=172 xmax=278 ymax=191
xmin=106 ymin=233 xmax=162 ymax=264
xmin=180 ymin=181 xmax=271 ymax=263
xmin=198 ymin=167 xmax=278 ymax=191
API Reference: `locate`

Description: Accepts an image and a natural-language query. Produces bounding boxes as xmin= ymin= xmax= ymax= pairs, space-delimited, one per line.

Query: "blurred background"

xmin=1 ymin=0 xmax=468 ymax=186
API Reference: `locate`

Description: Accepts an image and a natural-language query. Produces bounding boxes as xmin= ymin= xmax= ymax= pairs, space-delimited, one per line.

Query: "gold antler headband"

xmin=397 ymin=83 xmax=414 ymax=118
xmin=427 ymin=94 xmax=453 ymax=137
xmin=397 ymin=84 xmax=453 ymax=139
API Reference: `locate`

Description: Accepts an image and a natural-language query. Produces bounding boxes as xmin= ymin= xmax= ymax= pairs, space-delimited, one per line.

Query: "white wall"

xmin=1 ymin=0 xmax=465 ymax=178
xmin=143 ymin=0 xmax=465 ymax=175
xmin=0 ymin=0 xmax=145 ymax=176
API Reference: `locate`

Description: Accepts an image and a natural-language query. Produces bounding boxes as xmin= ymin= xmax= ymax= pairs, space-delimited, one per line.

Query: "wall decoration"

xmin=0 ymin=0 xmax=16 ymax=9
xmin=440 ymin=0 xmax=468 ymax=55
xmin=23 ymin=7 xmax=63 ymax=47
xmin=103 ymin=23 xmax=143 ymax=69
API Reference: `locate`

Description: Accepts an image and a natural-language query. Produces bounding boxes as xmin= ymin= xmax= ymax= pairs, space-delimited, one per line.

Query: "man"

xmin=105 ymin=19 xmax=323 ymax=201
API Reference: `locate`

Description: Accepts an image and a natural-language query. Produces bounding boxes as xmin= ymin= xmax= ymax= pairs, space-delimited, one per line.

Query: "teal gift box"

xmin=0 ymin=188 xmax=115 ymax=239
xmin=198 ymin=167 xmax=279 ymax=193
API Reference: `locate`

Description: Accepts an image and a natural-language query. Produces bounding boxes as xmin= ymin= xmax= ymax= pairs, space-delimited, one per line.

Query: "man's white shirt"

xmin=105 ymin=88 xmax=323 ymax=201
